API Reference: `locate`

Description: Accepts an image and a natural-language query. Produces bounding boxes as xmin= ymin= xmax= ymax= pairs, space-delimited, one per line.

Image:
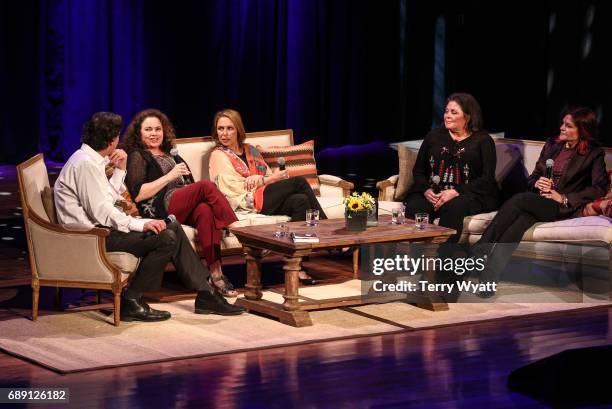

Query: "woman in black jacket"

xmin=474 ymin=107 xmax=609 ymax=297
xmin=404 ymin=92 xmax=500 ymax=243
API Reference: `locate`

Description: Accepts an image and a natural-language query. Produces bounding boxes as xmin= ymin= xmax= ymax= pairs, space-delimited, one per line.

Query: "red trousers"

xmin=167 ymin=181 xmax=238 ymax=265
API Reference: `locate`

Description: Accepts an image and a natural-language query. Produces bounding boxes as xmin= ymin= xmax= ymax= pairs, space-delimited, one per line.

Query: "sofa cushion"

xmin=463 ymin=214 xmax=612 ymax=245
xmin=317 ymin=196 xmax=345 ymax=219
xmin=462 ymin=211 xmax=497 ymax=234
xmin=523 ymin=216 xmax=612 ymax=244
xmin=457 ymin=212 xmax=612 ymax=245
xmin=259 ymin=140 xmax=321 ymax=195
xmin=381 ymin=198 xmax=612 ymax=245
xmin=394 ymin=145 xmax=417 ymax=201
xmin=181 ymin=223 xmax=237 ymax=251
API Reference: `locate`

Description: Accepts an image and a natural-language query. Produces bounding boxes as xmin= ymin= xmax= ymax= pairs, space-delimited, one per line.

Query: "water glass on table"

xmin=391 ymin=205 xmax=405 ymax=224
xmin=273 ymin=222 xmax=289 ymax=238
xmin=414 ymin=212 xmax=429 ymax=230
xmin=305 ymin=209 xmax=320 ymax=227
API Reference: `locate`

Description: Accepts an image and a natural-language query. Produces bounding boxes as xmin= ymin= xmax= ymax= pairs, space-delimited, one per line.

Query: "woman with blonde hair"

xmin=209 ymin=109 xmax=325 ymax=284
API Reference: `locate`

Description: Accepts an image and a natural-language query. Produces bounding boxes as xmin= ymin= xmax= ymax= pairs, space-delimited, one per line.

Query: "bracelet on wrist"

xmin=562 ymin=195 xmax=569 ymax=207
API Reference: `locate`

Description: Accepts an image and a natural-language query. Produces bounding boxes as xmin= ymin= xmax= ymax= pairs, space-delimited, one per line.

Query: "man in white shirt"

xmin=55 ymin=112 xmax=245 ymax=322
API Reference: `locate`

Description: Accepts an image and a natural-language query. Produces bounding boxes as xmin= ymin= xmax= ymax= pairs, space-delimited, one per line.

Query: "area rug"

xmin=0 ymin=280 xmax=609 ymax=373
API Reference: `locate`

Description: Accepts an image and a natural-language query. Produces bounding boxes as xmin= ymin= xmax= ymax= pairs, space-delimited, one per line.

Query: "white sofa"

xmin=376 ymin=137 xmax=612 ymax=270
xmin=175 ymin=129 xmax=353 ymax=254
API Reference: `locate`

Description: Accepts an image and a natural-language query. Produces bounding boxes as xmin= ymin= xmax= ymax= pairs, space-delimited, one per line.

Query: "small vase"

xmin=345 ymin=210 xmax=368 ymax=231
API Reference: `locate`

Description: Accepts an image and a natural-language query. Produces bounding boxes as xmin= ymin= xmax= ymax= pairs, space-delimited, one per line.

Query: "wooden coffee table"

xmin=231 ymin=215 xmax=455 ymax=327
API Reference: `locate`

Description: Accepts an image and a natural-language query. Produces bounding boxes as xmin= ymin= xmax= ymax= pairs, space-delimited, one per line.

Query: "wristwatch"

xmin=562 ymin=195 xmax=569 ymax=207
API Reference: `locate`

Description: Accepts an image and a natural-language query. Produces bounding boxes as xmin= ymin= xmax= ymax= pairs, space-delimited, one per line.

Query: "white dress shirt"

xmin=54 ymin=144 xmax=147 ymax=233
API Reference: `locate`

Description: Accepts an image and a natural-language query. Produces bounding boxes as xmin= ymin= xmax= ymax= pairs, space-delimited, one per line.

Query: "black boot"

xmin=195 ymin=290 xmax=246 ymax=315
xmin=120 ymin=296 xmax=171 ymax=322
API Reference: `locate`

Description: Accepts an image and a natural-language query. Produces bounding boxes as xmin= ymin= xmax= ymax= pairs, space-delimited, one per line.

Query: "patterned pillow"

xmin=582 ymin=170 xmax=612 ymax=217
xmin=259 ymin=140 xmax=321 ymax=195
xmin=105 ymin=163 xmax=140 ymax=217
xmin=582 ymin=196 xmax=612 ymax=217
xmin=394 ymin=145 xmax=417 ymax=201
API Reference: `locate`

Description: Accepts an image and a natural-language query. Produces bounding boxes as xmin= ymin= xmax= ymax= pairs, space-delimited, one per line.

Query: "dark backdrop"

xmin=1 ymin=0 xmax=610 ymax=166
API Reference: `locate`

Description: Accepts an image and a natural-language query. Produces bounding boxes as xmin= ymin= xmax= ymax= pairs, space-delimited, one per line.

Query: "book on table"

xmin=290 ymin=232 xmax=319 ymax=243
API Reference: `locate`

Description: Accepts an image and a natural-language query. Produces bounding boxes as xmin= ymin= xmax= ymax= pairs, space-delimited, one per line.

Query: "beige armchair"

xmin=17 ymin=154 xmax=139 ymax=326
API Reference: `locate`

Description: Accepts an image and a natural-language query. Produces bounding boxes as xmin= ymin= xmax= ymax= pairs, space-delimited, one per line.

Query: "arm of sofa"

xmin=319 ymin=174 xmax=354 ymax=197
xmin=376 ymin=175 xmax=399 ymax=201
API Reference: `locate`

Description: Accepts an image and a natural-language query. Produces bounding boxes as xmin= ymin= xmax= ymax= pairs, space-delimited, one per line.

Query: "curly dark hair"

xmin=446 ymin=92 xmax=484 ymax=133
xmin=211 ymin=109 xmax=247 ymax=147
xmin=122 ymin=109 xmax=176 ymax=153
xmin=81 ymin=112 xmax=123 ymax=151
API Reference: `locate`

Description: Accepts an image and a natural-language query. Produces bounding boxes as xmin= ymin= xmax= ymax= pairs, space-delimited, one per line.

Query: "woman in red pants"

xmin=123 ymin=109 xmax=239 ymax=297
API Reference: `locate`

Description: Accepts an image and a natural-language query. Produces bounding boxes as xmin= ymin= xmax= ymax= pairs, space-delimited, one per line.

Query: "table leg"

xmin=280 ymin=255 xmax=312 ymax=327
xmin=243 ymin=246 xmax=263 ymax=301
xmin=282 ymin=255 xmax=302 ymax=311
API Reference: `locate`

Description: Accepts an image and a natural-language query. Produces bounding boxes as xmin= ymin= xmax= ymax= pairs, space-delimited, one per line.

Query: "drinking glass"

xmin=305 ymin=209 xmax=320 ymax=227
xmin=274 ymin=222 xmax=289 ymax=238
xmin=392 ymin=205 xmax=405 ymax=224
xmin=414 ymin=213 xmax=429 ymax=230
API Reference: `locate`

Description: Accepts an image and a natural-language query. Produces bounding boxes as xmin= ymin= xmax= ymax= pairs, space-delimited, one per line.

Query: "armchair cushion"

xmin=260 ymin=140 xmax=321 ymax=195
xmin=106 ymin=252 xmax=140 ymax=276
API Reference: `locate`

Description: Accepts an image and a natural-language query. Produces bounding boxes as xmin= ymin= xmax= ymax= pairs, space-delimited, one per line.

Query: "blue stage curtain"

xmin=38 ymin=0 xmax=146 ymax=161
xmin=1 ymin=0 xmax=400 ymax=163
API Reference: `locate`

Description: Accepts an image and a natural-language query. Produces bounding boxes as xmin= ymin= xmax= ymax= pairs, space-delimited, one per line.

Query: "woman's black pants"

xmin=261 ymin=176 xmax=327 ymax=221
xmin=473 ymin=192 xmax=560 ymax=282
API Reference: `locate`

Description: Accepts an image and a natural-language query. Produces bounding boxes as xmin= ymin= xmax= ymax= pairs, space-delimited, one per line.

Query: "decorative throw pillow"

xmin=41 ymin=186 xmax=58 ymax=224
xmin=582 ymin=170 xmax=612 ymax=217
xmin=118 ymin=190 xmax=140 ymax=217
xmin=394 ymin=145 xmax=418 ymax=201
xmin=259 ymin=140 xmax=321 ymax=195
xmin=105 ymin=163 xmax=140 ymax=217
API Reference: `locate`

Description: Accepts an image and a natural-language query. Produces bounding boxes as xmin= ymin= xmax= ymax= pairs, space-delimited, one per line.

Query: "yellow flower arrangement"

xmin=344 ymin=192 xmax=375 ymax=217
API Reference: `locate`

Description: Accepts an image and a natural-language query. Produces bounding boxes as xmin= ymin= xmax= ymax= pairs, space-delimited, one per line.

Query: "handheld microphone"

xmin=545 ymin=159 xmax=554 ymax=180
xmin=170 ymin=146 xmax=188 ymax=185
xmin=144 ymin=214 xmax=177 ymax=237
xmin=278 ymin=157 xmax=286 ymax=171
xmin=431 ymin=175 xmax=441 ymax=194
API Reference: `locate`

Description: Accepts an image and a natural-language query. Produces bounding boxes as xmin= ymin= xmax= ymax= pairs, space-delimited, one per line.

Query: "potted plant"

xmin=344 ymin=192 xmax=375 ymax=231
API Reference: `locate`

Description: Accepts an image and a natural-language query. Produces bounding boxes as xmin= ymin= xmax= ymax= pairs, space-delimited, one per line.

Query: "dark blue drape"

xmin=1 ymin=0 xmax=399 ymax=163
xmin=2 ymin=0 xmax=610 ymax=165
xmin=38 ymin=0 xmax=146 ymax=161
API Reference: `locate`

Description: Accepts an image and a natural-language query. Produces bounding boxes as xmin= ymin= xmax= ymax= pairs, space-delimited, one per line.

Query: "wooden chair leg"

xmin=32 ymin=286 xmax=39 ymax=321
xmin=113 ymin=291 xmax=121 ymax=326
xmin=353 ymin=248 xmax=360 ymax=279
